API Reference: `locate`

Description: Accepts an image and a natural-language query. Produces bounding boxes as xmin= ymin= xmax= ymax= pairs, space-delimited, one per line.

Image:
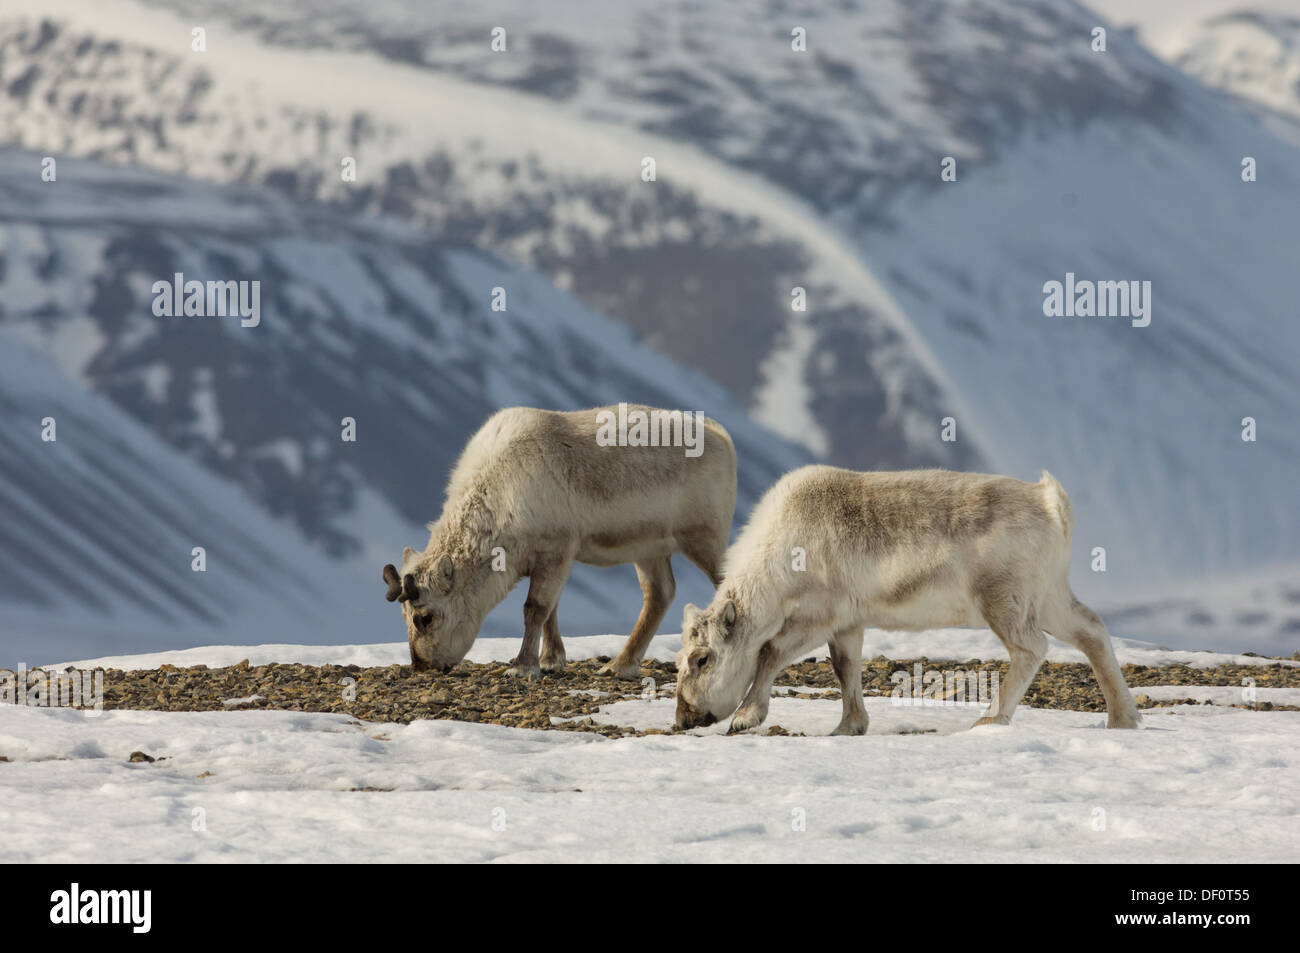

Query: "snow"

xmin=1087 ymin=1 xmax=1297 ymax=64
xmin=220 ymin=694 xmax=264 ymax=709
xmin=751 ymin=311 xmax=831 ymax=457
xmin=1087 ymin=1 xmax=1300 ymax=138
xmin=2 ymin=634 xmax=1297 ymax=862
xmin=55 ymin=631 xmax=1299 ymax=674
xmin=1137 ymin=685 xmax=1300 ymax=706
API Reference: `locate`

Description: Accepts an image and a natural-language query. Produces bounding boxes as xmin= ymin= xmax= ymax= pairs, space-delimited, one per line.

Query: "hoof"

xmin=1107 ymin=712 xmax=1142 ymax=729
xmin=728 ymin=705 xmax=767 ymax=734
xmin=597 ymin=660 xmax=641 ymax=681
xmin=505 ymin=661 xmax=542 ymax=681
xmin=540 ymin=654 xmax=567 ymax=673
xmin=830 ymin=718 xmax=868 ymax=736
xmin=971 ymin=715 xmax=1010 ymax=728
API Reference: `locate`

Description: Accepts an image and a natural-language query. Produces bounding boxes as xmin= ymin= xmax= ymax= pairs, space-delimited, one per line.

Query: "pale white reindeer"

xmin=384 ymin=405 xmax=735 ymax=679
xmin=675 ymin=465 xmax=1140 ymax=734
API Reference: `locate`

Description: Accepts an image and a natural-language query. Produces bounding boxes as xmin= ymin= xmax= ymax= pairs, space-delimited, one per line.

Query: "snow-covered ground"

xmin=3 ymin=633 xmax=1296 ymax=863
xmin=1137 ymin=685 xmax=1300 ymax=705
xmin=54 ymin=629 xmax=1300 ymax=673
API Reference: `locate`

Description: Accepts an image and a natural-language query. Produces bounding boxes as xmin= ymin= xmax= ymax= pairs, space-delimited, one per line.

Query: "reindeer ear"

xmin=721 ymin=600 xmax=738 ymax=635
xmin=401 ymin=547 xmax=418 ymax=570
xmin=436 ymin=554 xmax=454 ymax=593
xmin=682 ymin=603 xmax=701 ymax=632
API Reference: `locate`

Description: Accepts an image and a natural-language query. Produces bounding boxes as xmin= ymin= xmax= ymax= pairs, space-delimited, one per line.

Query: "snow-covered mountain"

xmin=1105 ymin=568 xmax=1300 ymax=658
xmin=1 ymin=0 xmax=1297 ymax=655
xmin=0 ymin=149 xmax=810 ymax=666
xmin=0 ymin=323 xmax=389 ymax=667
xmin=1089 ymin=1 xmax=1300 ymax=127
xmin=0 ymin=0 xmax=975 ymax=473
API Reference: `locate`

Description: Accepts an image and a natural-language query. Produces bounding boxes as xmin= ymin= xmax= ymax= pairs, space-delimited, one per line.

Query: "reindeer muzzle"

xmin=675 ymin=699 xmax=717 ymax=730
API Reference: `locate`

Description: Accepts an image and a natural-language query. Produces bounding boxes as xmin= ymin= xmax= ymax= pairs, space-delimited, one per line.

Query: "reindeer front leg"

xmin=507 ymin=556 xmax=572 ymax=680
xmin=827 ymin=627 xmax=868 ymax=735
xmin=539 ymin=606 xmax=567 ymax=672
xmin=728 ymin=641 xmax=783 ymax=733
xmin=729 ymin=618 xmax=817 ymax=733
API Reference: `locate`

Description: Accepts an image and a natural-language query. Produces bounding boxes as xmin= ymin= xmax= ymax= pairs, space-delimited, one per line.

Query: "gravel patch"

xmin=774 ymin=656 xmax=1300 ymax=713
xmin=54 ymin=654 xmax=1300 ymax=735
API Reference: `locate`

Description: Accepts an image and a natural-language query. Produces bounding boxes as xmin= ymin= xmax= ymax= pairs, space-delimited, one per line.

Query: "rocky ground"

xmin=62 ymin=653 xmax=1300 ymax=738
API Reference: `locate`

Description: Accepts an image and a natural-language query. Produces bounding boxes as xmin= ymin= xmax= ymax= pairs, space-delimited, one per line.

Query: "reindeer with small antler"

xmin=675 ymin=466 xmax=1141 ymax=734
xmin=383 ymin=405 xmax=736 ymax=680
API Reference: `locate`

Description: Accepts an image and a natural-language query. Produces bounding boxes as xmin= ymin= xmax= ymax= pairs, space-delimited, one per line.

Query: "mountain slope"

xmin=1088 ymin=1 xmax=1300 ymax=124
xmin=0 ymin=0 xmax=981 ymax=473
xmin=0 ymin=149 xmax=811 ymax=664
xmin=0 ymin=326 xmax=390 ymax=668
xmin=2 ymin=0 xmax=1297 ymax=650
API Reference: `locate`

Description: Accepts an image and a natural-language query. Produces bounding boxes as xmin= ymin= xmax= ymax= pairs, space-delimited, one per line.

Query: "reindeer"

xmin=674 ymin=465 xmax=1140 ymax=734
xmin=383 ymin=405 xmax=735 ymax=679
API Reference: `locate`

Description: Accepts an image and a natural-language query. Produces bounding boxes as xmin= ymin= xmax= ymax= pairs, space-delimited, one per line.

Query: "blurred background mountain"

xmin=1 ymin=0 xmax=1297 ymax=666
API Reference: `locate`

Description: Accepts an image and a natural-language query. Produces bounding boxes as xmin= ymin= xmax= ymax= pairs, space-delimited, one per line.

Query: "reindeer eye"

xmin=415 ymin=613 xmax=436 ymax=630
xmin=695 ymin=653 xmax=709 ymax=670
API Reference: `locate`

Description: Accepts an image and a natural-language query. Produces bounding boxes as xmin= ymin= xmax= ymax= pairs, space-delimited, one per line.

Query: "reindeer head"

xmin=674 ymin=597 xmax=756 ymax=729
xmin=382 ymin=546 xmax=484 ymax=672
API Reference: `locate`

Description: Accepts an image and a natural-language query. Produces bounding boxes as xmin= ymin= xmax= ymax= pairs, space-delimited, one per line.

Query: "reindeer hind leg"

xmin=1047 ymin=591 xmax=1141 ymax=729
xmin=974 ymin=584 xmax=1047 ymax=728
xmin=540 ymin=605 xmax=567 ymax=672
xmin=599 ymin=556 xmax=675 ymax=680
